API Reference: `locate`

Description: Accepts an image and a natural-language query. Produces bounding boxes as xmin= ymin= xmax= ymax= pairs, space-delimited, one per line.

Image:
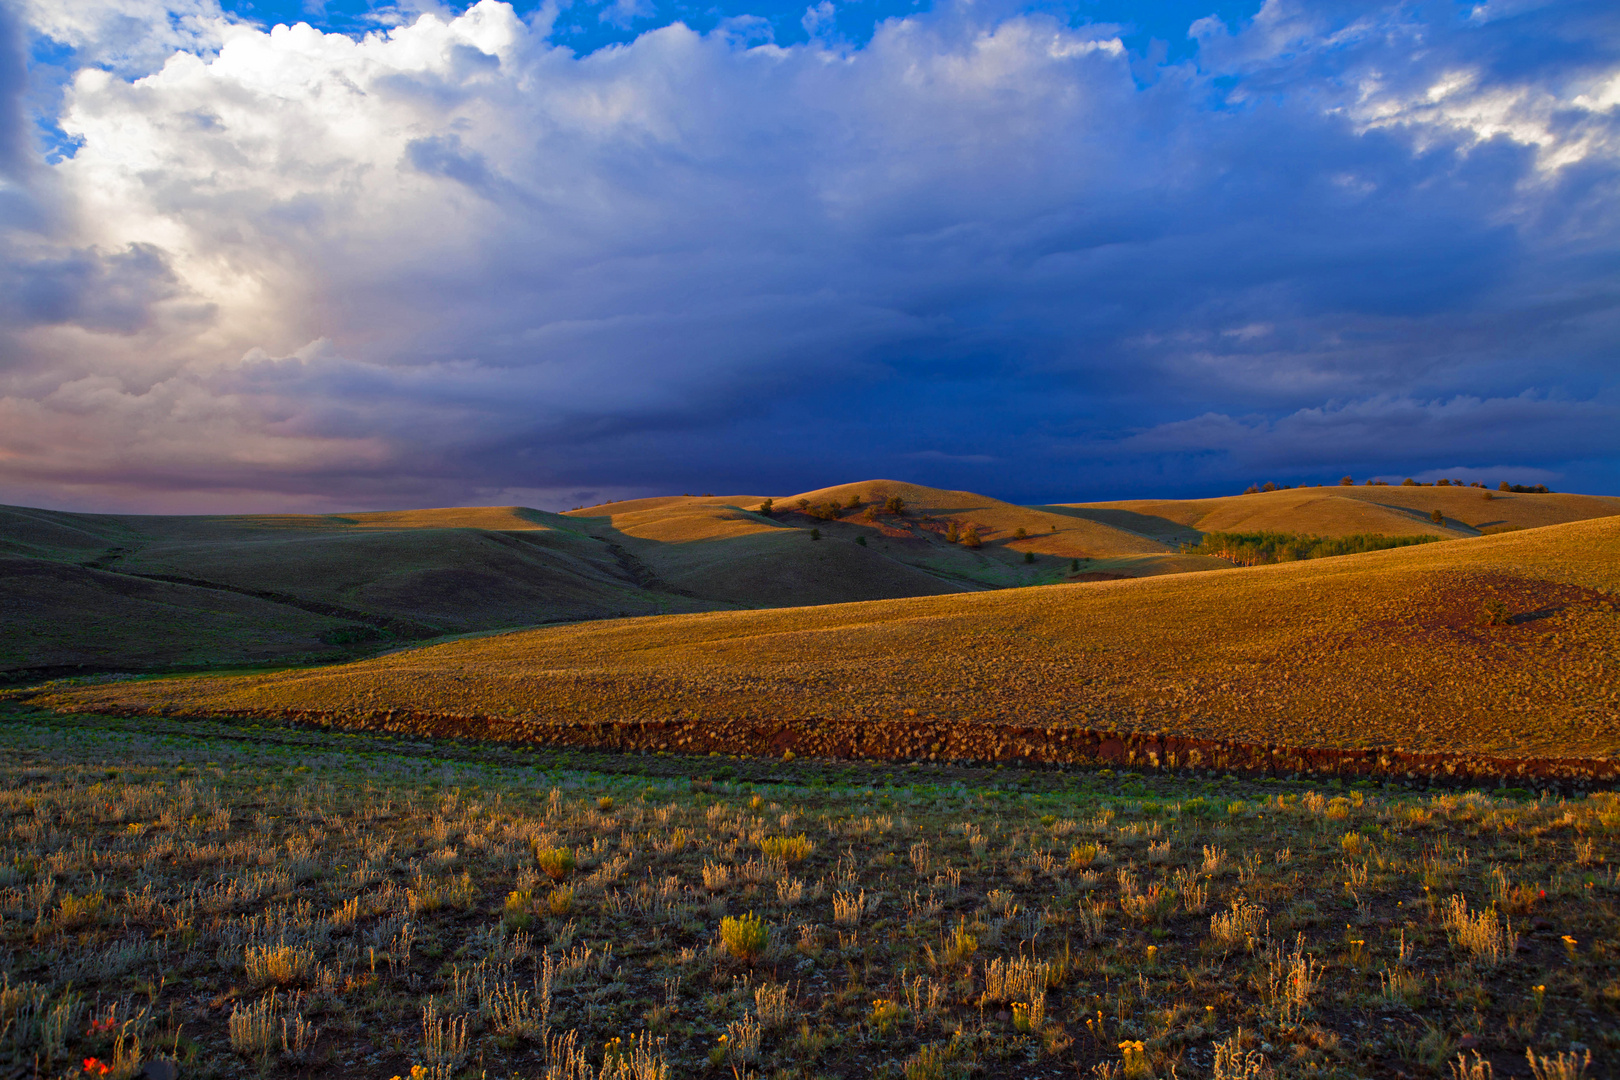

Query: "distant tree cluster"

xmin=942 ymin=519 xmax=987 ymax=547
xmin=1183 ymin=531 xmax=1441 ymax=566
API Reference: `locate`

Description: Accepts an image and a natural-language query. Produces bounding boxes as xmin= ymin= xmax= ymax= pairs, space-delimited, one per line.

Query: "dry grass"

xmin=28 ymin=516 xmax=1620 ymax=762
xmin=1059 ymin=486 xmax=1620 ymax=543
xmin=1 ymin=707 xmax=1616 ymax=1078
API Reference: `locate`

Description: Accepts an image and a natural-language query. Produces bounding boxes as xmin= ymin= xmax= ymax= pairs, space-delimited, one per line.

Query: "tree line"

xmin=1181 ymin=531 xmax=1441 ymax=566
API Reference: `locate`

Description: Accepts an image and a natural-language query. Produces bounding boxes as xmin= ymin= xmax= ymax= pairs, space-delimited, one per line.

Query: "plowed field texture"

xmin=0 ymin=708 xmax=1615 ymax=1080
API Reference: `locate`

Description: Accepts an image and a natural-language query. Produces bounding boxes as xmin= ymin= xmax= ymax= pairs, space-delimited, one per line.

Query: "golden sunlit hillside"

xmin=566 ymin=480 xmax=1228 ymax=592
xmin=1053 ymin=484 xmax=1620 ymax=546
xmin=28 ymin=515 xmax=1619 ymax=767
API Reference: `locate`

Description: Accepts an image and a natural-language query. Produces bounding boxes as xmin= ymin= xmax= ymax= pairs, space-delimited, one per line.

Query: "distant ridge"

xmin=1052 ymin=485 xmax=1620 ymax=545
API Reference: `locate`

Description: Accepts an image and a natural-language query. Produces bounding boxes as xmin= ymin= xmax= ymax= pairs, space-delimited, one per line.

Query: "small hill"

xmin=562 ymin=492 xmax=978 ymax=603
xmin=565 ymin=481 xmax=1228 ymax=589
xmin=34 ymin=516 xmax=1620 ymax=761
xmin=783 ymin=479 xmax=1169 ymax=557
xmin=1051 ymin=485 xmax=1620 ymax=544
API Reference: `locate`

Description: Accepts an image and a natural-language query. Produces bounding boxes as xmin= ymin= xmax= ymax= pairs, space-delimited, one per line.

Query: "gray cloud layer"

xmin=2 ymin=0 xmax=1618 ymax=511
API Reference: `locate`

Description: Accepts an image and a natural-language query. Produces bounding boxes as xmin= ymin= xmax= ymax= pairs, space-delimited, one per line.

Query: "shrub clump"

xmin=720 ymin=912 xmax=769 ymax=962
xmin=759 ymin=834 xmax=814 ymax=863
xmin=535 ymin=846 xmax=575 ymax=882
xmin=547 ymin=885 xmax=574 ymax=916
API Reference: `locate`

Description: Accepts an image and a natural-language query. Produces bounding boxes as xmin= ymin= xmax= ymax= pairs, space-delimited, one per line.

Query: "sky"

xmin=1 ymin=0 xmax=1617 ymax=513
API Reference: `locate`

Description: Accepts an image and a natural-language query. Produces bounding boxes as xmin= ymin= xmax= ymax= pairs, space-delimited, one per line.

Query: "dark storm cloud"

xmin=0 ymin=0 xmax=1617 ymax=511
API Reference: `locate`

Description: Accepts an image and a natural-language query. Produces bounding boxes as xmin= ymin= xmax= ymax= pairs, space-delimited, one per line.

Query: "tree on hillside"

xmin=1340 ymin=476 xmax=1353 ymax=486
xmin=884 ymin=495 xmax=906 ymax=515
xmin=797 ymin=498 xmax=811 ymax=512
xmin=1014 ymin=527 xmax=1027 ymax=539
xmin=1024 ymin=552 xmax=1035 ymax=564
xmin=1071 ymin=559 xmax=1080 ymax=572
xmin=810 ymin=528 xmax=821 ymax=541
xmin=1499 ymin=481 xmax=1510 ymax=491
xmin=846 ymin=494 xmax=862 ymax=509
xmin=962 ymin=525 xmax=982 ymax=548
xmin=1430 ymin=509 xmax=1444 ymax=525
xmin=1244 ymin=485 xmax=1260 ymax=495
xmin=856 ymin=535 xmax=867 ymax=546
xmin=1402 ymin=478 xmax=1417 ymax=486
xmin=758 ymin=498 xmax=773 ymax=516
xmin=945 ymin=521 xmax=960 ymax=543
xmin=1262 ymin=481 xmax=1277 ymax=492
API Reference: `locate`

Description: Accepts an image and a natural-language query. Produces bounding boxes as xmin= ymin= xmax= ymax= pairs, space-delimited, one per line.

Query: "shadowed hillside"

xmin=0 ymin=503 xmax=726 ymax=674
xmin=31 ymin=516 xmax=1620 ymax=762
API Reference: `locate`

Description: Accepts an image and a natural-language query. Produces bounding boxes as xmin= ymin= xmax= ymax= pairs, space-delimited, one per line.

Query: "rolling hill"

xmin=563 ymin=480 xmax=1227 ymax=595
xmin=0 ymin=503 xmax=723 ymax=675
xmin=1050 ymin=484 xmax=1620 ymax=546
xmin=6 ymin=481 xmax=1618 ymax=682
xmin=26 ymin=515 xmax=1620 ymax=765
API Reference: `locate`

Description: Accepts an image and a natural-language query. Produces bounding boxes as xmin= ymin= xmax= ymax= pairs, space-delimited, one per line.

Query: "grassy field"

xmin=8 ymin=483 xmax=1618 ymax=679
xmin=28 ymin=515 xmax=1619 ymax=765
xmin=1054 ymin=487 xmax=1620 ymax=548
xmin=0 ymin=706 xmax=1613 ymax=1079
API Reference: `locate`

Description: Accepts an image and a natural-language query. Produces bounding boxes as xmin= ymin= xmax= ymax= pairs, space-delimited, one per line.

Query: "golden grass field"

xmin=25 ymin=514 xmax=1619 ymax=766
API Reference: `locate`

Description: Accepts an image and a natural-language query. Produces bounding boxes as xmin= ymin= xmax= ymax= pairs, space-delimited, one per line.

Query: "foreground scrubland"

xmin=0 ymin=708 xmax=1615 ymax=1079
